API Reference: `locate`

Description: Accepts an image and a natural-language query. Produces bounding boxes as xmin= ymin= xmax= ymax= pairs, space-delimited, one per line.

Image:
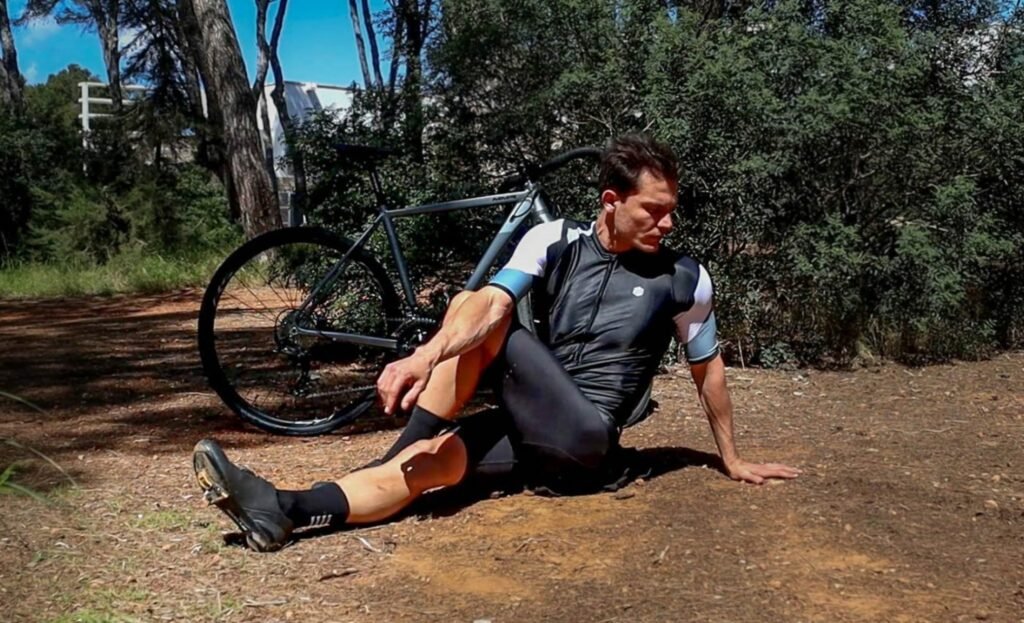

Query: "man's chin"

xmin=635 ymin=240 xmax=661 ymax=253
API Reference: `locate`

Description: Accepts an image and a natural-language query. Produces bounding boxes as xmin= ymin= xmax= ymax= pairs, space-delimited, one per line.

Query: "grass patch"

xmin=48 ymin=609 xmax=140 ymax=623
xmin=48 ymin=589 xmax=150 ymax=623
xmin=132 ymin=509 xmax=193 ymax=531
xmin=0 ymin=248 xmax=229 ymax=299
xmin=48 ymin=588 xmax=149 ymax=623
xmin=0 ymin=462 xmax=48 ymax=502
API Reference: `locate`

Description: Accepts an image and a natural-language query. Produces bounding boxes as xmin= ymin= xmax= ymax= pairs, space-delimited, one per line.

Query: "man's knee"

xmin=566 ymin=418 xmax=615 ymax=470
xmin=527 ymin=417 xmax=615 ymax=472
xmin=395 ymin=434 xmax=468 ymax=493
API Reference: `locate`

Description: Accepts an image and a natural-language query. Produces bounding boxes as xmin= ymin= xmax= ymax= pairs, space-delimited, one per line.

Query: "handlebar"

xmin=497 ymin=146 xmax=603 ymax=190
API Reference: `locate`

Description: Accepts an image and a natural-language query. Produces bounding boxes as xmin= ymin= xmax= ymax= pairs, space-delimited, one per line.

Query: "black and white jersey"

xmin=489 ymin=218 xmax=719 ymax=425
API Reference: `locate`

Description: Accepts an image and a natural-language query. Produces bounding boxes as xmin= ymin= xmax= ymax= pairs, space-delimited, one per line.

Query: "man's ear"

xmin=600 ymin=189 xmax=619 ymax=213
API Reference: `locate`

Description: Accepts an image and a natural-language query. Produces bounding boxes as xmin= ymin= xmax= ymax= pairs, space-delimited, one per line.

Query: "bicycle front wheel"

xmin=198 ymin=227 xmax=402 ymax=435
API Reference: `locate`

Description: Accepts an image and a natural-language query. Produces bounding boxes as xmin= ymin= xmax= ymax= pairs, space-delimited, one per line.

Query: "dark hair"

xmin=598 ymin=134 xmax=679 ymax=194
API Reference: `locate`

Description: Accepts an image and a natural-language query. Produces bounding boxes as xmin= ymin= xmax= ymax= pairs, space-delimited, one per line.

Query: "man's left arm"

xmin=674 ymin=262 xmax=800 ymax=484
xmin=689 ymin=354 xmax=801 ymax=484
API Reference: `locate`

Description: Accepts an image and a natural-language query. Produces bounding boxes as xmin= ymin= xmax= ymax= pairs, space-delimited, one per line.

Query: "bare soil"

xmin=0 ymin=291 xmax=1021 ymax=623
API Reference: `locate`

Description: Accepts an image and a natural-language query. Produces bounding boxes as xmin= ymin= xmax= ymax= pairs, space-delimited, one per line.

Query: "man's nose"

xmin=659 ymin=212 xmax=673 ymax=232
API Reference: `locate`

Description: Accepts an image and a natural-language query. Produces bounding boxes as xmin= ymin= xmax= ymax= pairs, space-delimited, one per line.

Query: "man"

xmin=193 ymin=134 xmax=800 ymax=552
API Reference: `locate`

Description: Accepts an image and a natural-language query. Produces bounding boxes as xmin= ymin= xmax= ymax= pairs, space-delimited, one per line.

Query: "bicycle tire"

xmin=198 ymin=227 xmax=402 ymax=436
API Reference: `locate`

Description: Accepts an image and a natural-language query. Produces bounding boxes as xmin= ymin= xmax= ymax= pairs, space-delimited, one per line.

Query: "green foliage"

xmin=6 ymin=0 xmax=1024 ymax=364
xmin=0 ymin=62 xmax=240 ymax=298
xmin=0 ymin=248 xmax=232 ymax=298
xmin=23 ymin=163 xmax=238 ymax=262
xmin=399 ymin=0 xmax=1024 ymax=364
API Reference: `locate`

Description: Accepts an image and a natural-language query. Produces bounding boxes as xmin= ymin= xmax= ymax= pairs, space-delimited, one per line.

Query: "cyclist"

xmin=192 ymin=134 xmax=800 ymax=552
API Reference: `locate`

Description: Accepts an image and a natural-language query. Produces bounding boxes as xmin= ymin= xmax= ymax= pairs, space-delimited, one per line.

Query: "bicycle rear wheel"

xmin=198 ymin=227 xmax=402 ymax=435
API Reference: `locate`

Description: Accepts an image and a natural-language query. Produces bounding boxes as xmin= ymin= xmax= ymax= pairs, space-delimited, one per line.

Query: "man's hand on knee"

xmin=377 ymin=352 xmax=434 ymax=415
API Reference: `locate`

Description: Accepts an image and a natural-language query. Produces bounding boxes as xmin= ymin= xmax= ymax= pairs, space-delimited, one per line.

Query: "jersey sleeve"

xmin=488 ymin=220 xmax=562 ymax=302
xmin=673 ymin=264 xmax=720 ymax=364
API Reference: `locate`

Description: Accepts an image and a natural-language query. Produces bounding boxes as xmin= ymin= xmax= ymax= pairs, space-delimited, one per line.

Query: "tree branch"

xmin=347 ymin=0 xmax=373 ymax=87
xmin=361 ymin=0 xmax=383 ymax=89
xmin=252 ymin=0 xmax=271 ymax=97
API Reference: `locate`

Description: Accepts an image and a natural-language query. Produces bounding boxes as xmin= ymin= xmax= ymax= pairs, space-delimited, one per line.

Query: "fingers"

xmin=751 ymin=463 xmax=802 ymax=480
xmin=760 ymin=463 xmax=802 ymax=479
xmin=400 ymin=380 xmax=426 ymax=412
xmin=376 ymin=363 xmax=407 ymax=415
xmin=731 ymin=461 xmax=802 ymax=484
xmin=376 ymin=358 xmax=431 ymax=415
xmin=743 ymin=472 xmax=765 ymax=485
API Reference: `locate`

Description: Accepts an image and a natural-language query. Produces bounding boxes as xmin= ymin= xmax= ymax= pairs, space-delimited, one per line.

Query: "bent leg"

xmin=414 ymin=290 xmax=512 ymax=418
xmin=379 ymin=290 xmax=512 ymax=462
xmin=495 ymin=325 xmax=619 ymax=485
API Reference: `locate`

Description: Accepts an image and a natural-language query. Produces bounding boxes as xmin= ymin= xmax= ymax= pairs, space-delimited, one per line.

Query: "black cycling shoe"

xmin=192 ymin=439 xmax=294 ymax=552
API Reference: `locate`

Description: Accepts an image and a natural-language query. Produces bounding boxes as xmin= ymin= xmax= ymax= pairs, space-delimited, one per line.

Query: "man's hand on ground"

xmin=724 ymin=459 xmax=801 ymax=485
xmin=377 ymin=352 xmax=433 ymax=415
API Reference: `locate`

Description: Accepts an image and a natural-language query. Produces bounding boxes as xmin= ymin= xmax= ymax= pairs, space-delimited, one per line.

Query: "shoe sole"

xmin=192 ymin=440 xmax=283 ymax=552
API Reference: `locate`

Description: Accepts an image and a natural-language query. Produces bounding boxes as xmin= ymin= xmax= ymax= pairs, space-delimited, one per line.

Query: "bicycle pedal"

xmin=196 ymin=469 xmax=229 ymax=504
xmin=202 ymin=485 xmax=229 ymax=505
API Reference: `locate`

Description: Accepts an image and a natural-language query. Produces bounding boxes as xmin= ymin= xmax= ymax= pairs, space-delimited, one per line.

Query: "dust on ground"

xmin=0 ymin=291 xmax=1021 ymax=622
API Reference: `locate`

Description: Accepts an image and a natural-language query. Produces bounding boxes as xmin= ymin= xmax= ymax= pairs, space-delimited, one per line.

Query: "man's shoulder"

xmin=647 ymin=244 xmax=704 ymax=275
xmin=656 ymin=246 xmax=712 ymax=302
xmin=521 ymin=218 xmax=596 ymax=255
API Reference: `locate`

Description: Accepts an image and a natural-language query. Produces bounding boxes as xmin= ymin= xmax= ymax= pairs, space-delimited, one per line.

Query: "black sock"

xmin=381 ymin=405 xmax=451 ymax=462
xmin=277 ymin=482 xmax=350 ymax=529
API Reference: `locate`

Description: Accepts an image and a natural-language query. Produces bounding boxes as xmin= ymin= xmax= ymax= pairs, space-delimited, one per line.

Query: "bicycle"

xmin=197 ymin=144 xmax=603 ymax=436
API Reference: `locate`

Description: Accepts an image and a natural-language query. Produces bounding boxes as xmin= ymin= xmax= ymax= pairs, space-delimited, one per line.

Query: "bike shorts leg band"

xmin=453 ymin=408 xmax=518 ymax=481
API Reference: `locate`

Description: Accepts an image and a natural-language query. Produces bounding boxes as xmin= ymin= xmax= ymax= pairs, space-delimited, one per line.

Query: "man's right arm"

xmin=415 ymin=287 xmax=515 ymax=368
xmin=376 ymin=287 xmax=513 ymax=414
xmin=376 ymin=220 xmax=561 ymax=414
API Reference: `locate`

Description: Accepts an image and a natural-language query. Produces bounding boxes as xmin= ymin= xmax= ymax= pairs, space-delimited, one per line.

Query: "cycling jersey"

xmin=488 ymin=218 xmax=719 ymax=425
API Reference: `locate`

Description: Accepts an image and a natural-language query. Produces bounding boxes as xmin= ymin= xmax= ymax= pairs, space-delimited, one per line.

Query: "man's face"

xmin=602 ymin=170 xmax=678 ymax=253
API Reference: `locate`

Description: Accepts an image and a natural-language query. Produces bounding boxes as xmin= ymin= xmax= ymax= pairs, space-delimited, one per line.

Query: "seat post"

xmin=368 ymin=168 xmax=388 ymax=206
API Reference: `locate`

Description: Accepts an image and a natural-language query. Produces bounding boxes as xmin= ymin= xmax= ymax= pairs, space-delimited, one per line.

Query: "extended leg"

xmin=193 ymin=429 xmax=480 ymax=551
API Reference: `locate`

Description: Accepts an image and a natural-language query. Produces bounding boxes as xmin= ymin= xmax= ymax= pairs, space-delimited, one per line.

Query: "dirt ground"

xmin=0 ymin=291 xmax=1021 ymax=623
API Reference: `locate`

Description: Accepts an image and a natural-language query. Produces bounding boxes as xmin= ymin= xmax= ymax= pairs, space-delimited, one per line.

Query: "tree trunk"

xmin=98 ymin=6 xmax=122 ymax=112
xmin=361 ymin=0 xmax=383 ymax=89
xmin=252 ymin=0 xmax=271 ymax=95
xmin=0 ymin=0 xmax=24 ymax=110
xmin=178 ymin=0 xmax=233 ymax=212
xmin=400 ymin=0 xmax=428 ymax=162
xmin=347 ymin=0 xmax=373 ymax=87
xmin=268 ymin=0 xmax=307 ymax=222
xmin=188 ymin=0 xmax=280 ymax=237
xmin=380 ymin=4 xmax=405 ymax=128
xmin=253 ymin=0 xmax=279 ymax=200
xmin=258 ymin=95 xmax=280 ymax=202
xmin=386 ymin=5 xmax=404 ymax=94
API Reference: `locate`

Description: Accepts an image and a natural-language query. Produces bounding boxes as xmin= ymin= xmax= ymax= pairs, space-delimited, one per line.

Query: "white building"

xmin=257 ymin=81 xmax=356 ymax=177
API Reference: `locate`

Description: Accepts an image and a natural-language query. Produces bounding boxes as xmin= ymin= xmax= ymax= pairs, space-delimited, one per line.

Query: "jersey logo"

xmin=632 ymin=286 xmax=645 ymax=297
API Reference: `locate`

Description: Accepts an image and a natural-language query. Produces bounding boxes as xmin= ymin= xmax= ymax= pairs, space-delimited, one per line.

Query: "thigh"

xmin=490 ymin=324 xmax=619 ymax=472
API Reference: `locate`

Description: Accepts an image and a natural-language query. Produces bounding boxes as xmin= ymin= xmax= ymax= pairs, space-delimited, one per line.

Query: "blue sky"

xmin=9 ymin=0 xmax=386 ymax=86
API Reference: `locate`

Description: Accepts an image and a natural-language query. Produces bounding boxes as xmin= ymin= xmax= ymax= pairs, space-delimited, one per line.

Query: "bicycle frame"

xmin=292 ymin=185 xmax=554 ymax=349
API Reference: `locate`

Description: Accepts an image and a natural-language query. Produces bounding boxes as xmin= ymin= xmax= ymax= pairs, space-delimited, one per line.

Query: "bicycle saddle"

xmin=333 ymin=143 xmax=399 ymax=163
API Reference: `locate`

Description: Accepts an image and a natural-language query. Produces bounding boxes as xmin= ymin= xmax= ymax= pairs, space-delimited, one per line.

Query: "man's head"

xmin=598 ymin=134 xmax=679 ymax=253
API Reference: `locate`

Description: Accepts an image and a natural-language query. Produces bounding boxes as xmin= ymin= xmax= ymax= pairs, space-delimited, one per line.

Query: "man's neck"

xmin=595 ymin=214 xmax=631 ymax=254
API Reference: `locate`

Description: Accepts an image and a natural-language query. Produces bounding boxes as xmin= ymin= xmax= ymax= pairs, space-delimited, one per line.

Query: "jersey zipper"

xmin=574 ymin=256 xmax=616 ymax=365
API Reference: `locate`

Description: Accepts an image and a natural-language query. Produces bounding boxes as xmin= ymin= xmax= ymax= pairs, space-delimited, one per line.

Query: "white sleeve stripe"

xmin=500 ymin=219 xmax=564 ymax=278
xmin=674 ymin=264 xmax=715 ymax=344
